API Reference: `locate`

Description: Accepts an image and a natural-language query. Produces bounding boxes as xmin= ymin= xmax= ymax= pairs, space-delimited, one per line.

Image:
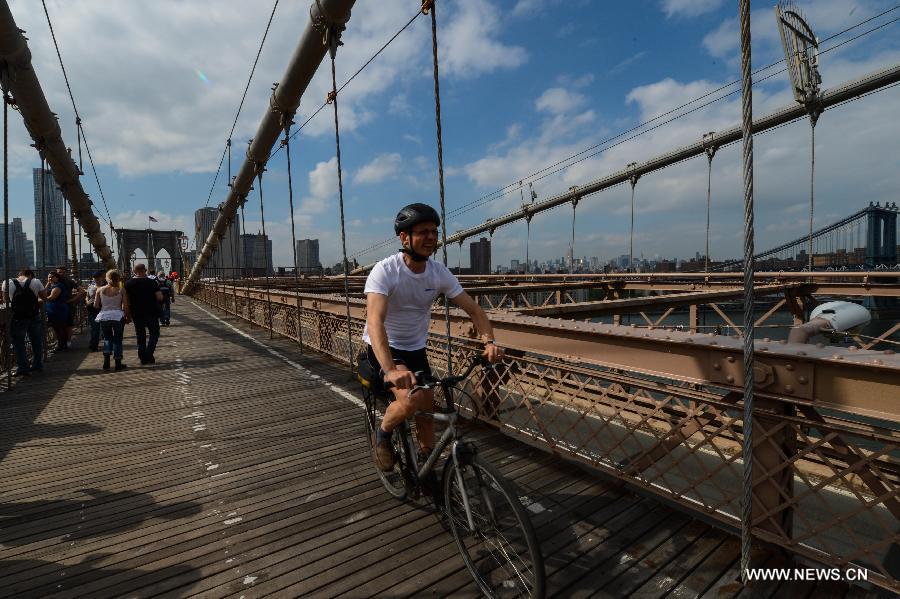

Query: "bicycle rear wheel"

xmin=444 ymin=454 xmax=545 ymax=598
xmin=364 ymin=392 xmax=409 ymax=500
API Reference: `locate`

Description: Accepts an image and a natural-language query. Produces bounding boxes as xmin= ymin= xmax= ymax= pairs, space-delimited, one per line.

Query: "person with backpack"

xmin=2 ymin=269 xmax=47 ymax=376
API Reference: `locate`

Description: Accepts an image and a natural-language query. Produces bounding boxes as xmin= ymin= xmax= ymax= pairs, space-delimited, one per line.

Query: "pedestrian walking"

xmin=56 ymin=265 xmax=84 ymax=345
xmin=45 ymin=271 xmax=71 ymax=352
xmin=85 ymin=272 xmax=105 ymax=351
xmin=125 ymin=263 xmax=163 ymax=365
xmin=94 ymin=269 xmax=128 ymax=371
xmin=158 ymin=275 xmax=174 ymax=326
xmin=1 ymin=269 xmax=46 ymax=376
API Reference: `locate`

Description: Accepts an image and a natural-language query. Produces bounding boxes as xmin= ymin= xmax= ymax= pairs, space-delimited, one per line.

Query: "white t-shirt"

xmin=2 ymin=277 xmax=44 ymax=299
xmin=362 ymin=253 xmax=464 ymax=351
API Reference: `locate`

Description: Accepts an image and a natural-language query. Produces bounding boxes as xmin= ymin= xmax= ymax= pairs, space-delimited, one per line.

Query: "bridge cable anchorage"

xmin=3 ymin=71 xmax=11 ymax=389
xmin=326 ymin=22 xmax=355 ymax=372
xmin=739 ymin=0 xmax=756 ymax=583
xmin=627 ymin=163 xmax=639 ymax=273
xmin=204 ymin=0 xmax=280 ymax=208
xmin=254 ymin=165 xmax=274 ymax=339
xmin=281 ymin=116 xmax=305 ymax=353
xmin=426 ymin=0 xmax=454 ymax=373
xmin=702 ymin=131 xmax=718 ymax=273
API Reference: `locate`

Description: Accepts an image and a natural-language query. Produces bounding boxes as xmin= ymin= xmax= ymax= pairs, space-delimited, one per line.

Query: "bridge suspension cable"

xmin=0 ymin=1 xmax=117 ymax=269
xmin=204 ymin=0 xmax=279 ymax=209
xmin=182 ymin=0 xmax=356 ymax=294
xmin=326 ymin=20 xmax=354 ymax=372
xmin=350 ymin=60 xmax=900 ymax=275
xmin=349 ymin=8 xmax=900 ymax=262
xmin=40 ymin=0 xmax=115 ymax=234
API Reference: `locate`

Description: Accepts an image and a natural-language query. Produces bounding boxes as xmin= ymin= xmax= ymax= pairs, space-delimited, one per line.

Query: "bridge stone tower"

xmin=116 ymin=228 xmax=184 ymax=277
xmin=864 ymin=203 xmax=898 ymax=268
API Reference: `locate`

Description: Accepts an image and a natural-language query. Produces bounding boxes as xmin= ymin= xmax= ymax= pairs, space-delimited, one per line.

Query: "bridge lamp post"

xmin=776 ymin=2 xmax=822 ymax=273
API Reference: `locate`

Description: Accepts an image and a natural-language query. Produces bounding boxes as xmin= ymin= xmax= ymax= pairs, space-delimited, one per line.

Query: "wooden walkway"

xmin=0 ymin=301 xmax=866 ymax=598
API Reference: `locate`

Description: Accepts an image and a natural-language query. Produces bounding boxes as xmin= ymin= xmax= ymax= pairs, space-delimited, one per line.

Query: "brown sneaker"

xmin=374 ymin=437 xmax=395 ymax=472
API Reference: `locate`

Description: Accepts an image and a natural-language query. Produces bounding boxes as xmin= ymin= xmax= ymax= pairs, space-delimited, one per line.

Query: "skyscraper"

xmin=24 ymin=240 xmax=34 ymax=268
xmin=469 ymin=237 xmax=491 ymax=275
xmin=241 ymin=232 xmax=273 ymax=276
xmin=296 ymin=238 xmax=321 ymax=273
xmin=195 ymin=206 xmax=242 ymax=277
xmin=33 ymin=168 xmax=67 ymax=268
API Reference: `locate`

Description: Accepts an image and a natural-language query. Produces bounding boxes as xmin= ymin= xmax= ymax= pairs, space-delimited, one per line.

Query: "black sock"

xmin=376 ymin=426 xmax=393 ymax=444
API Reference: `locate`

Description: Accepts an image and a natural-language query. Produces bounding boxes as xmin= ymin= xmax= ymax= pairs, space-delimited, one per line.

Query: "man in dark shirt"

xmin=125 ymin=263 xmax=163 ymax=365
xmin=56 ymin=265 xmax=83 ymax=343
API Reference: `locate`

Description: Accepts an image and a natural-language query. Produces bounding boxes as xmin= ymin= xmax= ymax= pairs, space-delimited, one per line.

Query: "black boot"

xmin=102 ymin=354 xmax=111 ymax=370
xmin=114 ymin=358 xmax=127 ymax=371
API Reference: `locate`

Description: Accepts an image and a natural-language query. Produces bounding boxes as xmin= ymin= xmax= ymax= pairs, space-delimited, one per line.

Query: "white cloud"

xmin=305 ymin=157 xmax=338 ymax=214
xmin=457 ymin=50 xmax=900 ymax=266
xmin=535 ymin=88 xmax=586 ymax=115
xmin=354 ymin=153 xmax=402 ymax=184
xmin=662 ymin=0 xmax=723 ymax=19
xmin=440 ymin=0 xmax=528 ymax=78
xmin=112 ymin=210 xmax=191 ymax=233
xmin=512 ymin=0 xmax=543 ymax=17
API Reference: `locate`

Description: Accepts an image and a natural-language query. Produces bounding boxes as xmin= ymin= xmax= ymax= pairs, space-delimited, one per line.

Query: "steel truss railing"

xmin=195 ymin=283 xmax=900 ymax=592
xmin=0 ymin=302 xmax=86 ymax=381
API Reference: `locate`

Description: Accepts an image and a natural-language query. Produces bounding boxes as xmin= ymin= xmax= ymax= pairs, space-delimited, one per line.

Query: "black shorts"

xmin=366 ymin=345 xmax=431 ymax=378
xmin=66 ymin=309 xmax=75 ymax=326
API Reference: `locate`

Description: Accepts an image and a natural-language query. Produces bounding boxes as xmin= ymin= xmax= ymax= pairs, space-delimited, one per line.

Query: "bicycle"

xmin=359 ymin=353 xmax=546 ymax=598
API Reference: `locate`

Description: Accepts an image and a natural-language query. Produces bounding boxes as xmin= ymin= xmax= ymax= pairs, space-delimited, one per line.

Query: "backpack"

xmin=11 ymin=278 xmax=39 ymax=320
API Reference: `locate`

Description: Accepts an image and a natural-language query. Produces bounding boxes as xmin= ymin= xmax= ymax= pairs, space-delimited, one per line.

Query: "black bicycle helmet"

xmin=394 ymin=203 xmax=440 ymax=235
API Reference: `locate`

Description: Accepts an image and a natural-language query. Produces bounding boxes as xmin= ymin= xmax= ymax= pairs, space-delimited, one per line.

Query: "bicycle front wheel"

xmin=444 ymin=454 xmax=545 ymax=598
xmin=364 ymin=392 xmax=408 ymax=500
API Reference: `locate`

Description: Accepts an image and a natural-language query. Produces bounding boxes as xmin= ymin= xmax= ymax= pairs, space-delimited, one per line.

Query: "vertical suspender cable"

xmin=808 ymin=123 xmax=815 ymax=271
xmin=283 ymin=120 xmax=304 ymax=352
xmin=426 ymin=0 xmax=453 ymax=374
xmin=570 ymin=200 xmax=577 ymax=272
xmin=255 ymin=169 xmax=274 ymax=339
xmin=739 ymin=0 xmax=756 ymax=584
xmin=328 ymin=28 xmax=355 ymax=371
xmin=3 ymin=79 xmax=10 ymax=388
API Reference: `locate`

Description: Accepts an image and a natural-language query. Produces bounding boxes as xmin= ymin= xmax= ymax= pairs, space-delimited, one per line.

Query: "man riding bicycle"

xmin=364 ymin=203 xmax=504 ymax=471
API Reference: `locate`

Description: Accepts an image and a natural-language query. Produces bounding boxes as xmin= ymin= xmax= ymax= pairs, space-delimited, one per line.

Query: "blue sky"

xmin=4 ymin=0 xmax=900 ymax=270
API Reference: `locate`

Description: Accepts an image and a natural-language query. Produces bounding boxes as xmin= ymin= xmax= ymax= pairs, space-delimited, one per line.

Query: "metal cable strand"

xmin=428 ymin=1 xmax=454 ymax=374
xmin=808 ymin=123 xmax=815 ymax=272
xmin=4 ymin=82 xmax=11 ymax=388
xmin=329 ymin=49 xmax=355 ymax=372
xmin=205 ymin=0 xmax=280 ymax=207
xmin=284 ymin=122 xmax=304 ymax=352
xmin=570 ymin=201 xmax=576 ymax=272
xmin=255 ymin=170 xmax=274 ymax=339
xmin=705 ymin=148 xmax=714 ymax=272
xmin=739 ymin=0 xmax=756 ymax=584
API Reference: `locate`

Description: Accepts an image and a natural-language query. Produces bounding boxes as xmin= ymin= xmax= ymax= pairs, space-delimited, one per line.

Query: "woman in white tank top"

xmin=94 ymin=269 xmax=130 ymax=371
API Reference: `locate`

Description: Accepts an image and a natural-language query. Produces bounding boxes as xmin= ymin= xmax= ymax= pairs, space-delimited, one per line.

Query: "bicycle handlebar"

xmin=382 ymin=354 xmax=495 ymax=394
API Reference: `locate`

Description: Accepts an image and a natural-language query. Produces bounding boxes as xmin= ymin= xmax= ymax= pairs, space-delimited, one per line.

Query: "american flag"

xmin=148 ymin=215 xmax=159 ymax=223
